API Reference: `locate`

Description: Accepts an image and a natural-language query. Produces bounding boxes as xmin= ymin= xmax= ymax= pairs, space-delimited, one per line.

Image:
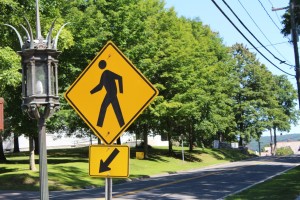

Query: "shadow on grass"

xmin=126 ymin=174 xmax=151 ymax=180
xmin=166 ymin=171 xmax=177 ymax=174
xmin=1 ymin=159 xmax=30 ymax=165
xmin=131 ymin=147 xmax=205 ymax=163
xmin=209 ymin=148 xmax=255 ymax=162
xmin=208 ymin=149 xmax=226 ymax=160
xmin=0 ymin=167 xmax=19 ymax=174
xmin=145 ymin=147 xmax=252 ymax=163
xmin=131 ymin=148 xmax=169 ymax=162
xmin=0 ymin=173 xmax=39 ymax=191
xmin=3 ymin=147 xmax=89 ymax=165
xmin=147 ymin=154 xmax=169 ymax=162
xmin=1 ymin=157 xmax=87 ymax=165
xmin=48 ymin=165 xmax=102 ymax=190
xmin=47 ymin=147 xmax=89 ymax=158
xmin=180 ymin=152 xmax=203 ymax=162
xmin=47 ymin=158 xmax=88 ymax=165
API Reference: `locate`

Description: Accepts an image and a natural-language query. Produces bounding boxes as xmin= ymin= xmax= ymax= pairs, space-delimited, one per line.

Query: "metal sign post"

xmin=105 ymin=178 xmax=112 ymax=200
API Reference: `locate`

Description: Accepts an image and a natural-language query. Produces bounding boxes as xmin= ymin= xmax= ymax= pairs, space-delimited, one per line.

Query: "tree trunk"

xmin=273 ymin=127 xmax=277 ymax=155
xmin=98 ymin=138 xmax=101 ymax=144
xmin=29 ymin=136 xmax=37 ymax=171
xmin=0 ymin=132 xmax=6 ymax=163
xmin=189 ymin=132 xmax=193 ymax=152
xmin=269 ymin=128 xmax=273 ymax=156
xmin=168 ymin=131 xmax=173 ymax=156
xmin=219 ymin=131 xmax=223 ymax=142
xmin=238 ymin=135 xmax=243 ymax=147
xmin=135 ymin=132 xmax=137 ymax=146
xmin=258 ymin=139 xmax=261 ymax=156
xmin=13 ymin=133 xmax=20 ymax=153
xmin=143 ymin=127 xmax=148 ymax=159
xmin=34 ymin=136 xmax=39 ymax=155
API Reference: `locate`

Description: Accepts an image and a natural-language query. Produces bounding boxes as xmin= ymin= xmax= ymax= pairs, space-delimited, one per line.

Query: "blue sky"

xmin=164 ymin=0 xmax=299 ymax=135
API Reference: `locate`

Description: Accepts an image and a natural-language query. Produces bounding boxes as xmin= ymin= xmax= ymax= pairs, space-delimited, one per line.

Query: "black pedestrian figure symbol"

xmin=90 ymin=60 xmax=125 ymax=127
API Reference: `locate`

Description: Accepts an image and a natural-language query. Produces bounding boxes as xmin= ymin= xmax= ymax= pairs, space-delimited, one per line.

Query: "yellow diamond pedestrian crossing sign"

xmin=64 ymin=41 xmax=158 ymax=144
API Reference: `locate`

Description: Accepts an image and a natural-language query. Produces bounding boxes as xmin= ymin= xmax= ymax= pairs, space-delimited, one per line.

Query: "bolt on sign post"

xmin=64 ymin=41 xmax=158 ymax=144
xmin=0 ymin=98 xmax=4 ymax=131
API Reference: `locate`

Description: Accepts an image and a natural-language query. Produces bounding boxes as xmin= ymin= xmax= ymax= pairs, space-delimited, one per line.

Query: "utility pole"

xmin=273 ymin=2 xmax=300 ymax=109
xmin=290 ymin=0 xmax=300 ymax=109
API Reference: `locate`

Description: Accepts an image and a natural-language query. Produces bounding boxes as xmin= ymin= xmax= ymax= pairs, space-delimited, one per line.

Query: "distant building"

xmin=277 ymin=141 xmax=300 ymax=155
xmin=262 ymin=141 xmax=300 ymax=156
xmin=247 ymin=134 xmax=300 ymax=156
xmin=3 ymin=132 xmax=168 ymax=152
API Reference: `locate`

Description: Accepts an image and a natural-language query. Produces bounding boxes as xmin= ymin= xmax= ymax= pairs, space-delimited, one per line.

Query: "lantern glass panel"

xmin=35 ymin=62 xmax=47 ymax=95
xmin=50 ymin=63 xmax=56 ymax=96
xmin=26 ymin=63 xmax=33 ymax=96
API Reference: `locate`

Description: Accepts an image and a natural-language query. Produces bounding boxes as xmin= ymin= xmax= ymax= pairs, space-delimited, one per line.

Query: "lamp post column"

xmin=38 ymin=115 xmax=49 ymax=200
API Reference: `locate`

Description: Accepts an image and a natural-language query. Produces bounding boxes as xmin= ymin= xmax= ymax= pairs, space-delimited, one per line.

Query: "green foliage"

xmin=0 ymin=47 xmax=21 ymax=90
xmin=280 ymin=0 xmax=300 ymax=36
xmin=276 ymin=146 xmax=294 ymax=156
xmin=0 ymin=0 xmax=298 ymax=153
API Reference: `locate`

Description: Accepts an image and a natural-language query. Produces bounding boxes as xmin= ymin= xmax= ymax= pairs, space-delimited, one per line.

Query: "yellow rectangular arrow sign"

xmin=89 ymin=145 xmax=129 ymax=178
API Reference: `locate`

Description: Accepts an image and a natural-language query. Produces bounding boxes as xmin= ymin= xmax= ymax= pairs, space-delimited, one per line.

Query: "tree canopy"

xmin=0 ymin=0 xmax=298 ymax=157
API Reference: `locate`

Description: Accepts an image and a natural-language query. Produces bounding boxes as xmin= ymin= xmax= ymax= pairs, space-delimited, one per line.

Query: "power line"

xmin=267 ymin=0 xmax=285 ymax=29
xmin=211 ymin=0 xmax=294 ymax=77
xmin=237 ymin=0 xmax=293 ymax=67
xmin=258 ymin=0 xmax=282 ymax=32
xmin=249 ymin=41 xmax=292 ymax=51
xmin=222 ymin=0 xmax=293 ymax=68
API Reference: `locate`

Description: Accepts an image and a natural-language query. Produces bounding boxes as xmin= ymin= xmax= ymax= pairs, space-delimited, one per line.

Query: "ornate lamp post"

xmin=5 ymin=0 xmax=68 ymax=199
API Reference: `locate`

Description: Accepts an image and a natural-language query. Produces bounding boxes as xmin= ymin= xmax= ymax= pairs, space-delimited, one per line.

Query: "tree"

xmin=2 ymin=0 xmax=298 ymax=161
xmin=231 ymin=43 xmax=274 ymax=146
xmin=0 ymin=47 xmax=21 ymax=162
xmin=170 ymin=18 xmax=237 ymax=150
xmin=280 ymin=0 xmax=300 ymax=36
xmin=269 ymin=75 xmax=299 ymax=154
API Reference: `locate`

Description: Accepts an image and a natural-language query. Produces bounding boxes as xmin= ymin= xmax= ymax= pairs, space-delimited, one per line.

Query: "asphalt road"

xmin=0 ymin=155 xmax=299 ymax=200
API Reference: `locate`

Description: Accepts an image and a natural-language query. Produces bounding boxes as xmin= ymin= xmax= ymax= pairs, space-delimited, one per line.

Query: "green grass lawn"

xmin=226 ymin=165 xmax=300 ymax=200
xmin=0 ymin=146 xmax=252 ymax=191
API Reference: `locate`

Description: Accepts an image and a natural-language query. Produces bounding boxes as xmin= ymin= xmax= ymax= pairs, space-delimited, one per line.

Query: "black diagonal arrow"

xmin=99 ymin=148 xmax=120 ymax=173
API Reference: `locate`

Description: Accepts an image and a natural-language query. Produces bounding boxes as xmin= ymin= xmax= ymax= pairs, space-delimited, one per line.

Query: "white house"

xmin=3 ymin=132 xmax=168 ymax=152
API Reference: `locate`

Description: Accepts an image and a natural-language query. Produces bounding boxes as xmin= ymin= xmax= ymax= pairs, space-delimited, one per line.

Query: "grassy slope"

xmin=0 ymin=146 xmax=252 ymax=191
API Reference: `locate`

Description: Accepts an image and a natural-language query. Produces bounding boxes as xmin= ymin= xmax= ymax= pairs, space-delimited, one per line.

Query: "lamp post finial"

xmin=36 ymin=0 xmax=42 ymax=39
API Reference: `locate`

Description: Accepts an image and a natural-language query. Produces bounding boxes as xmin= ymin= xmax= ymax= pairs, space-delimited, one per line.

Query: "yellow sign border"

xmin=89 ymin=145 xmax=130 ymax=178
xmin=64 ymin=41 xmax=158 ymax=144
